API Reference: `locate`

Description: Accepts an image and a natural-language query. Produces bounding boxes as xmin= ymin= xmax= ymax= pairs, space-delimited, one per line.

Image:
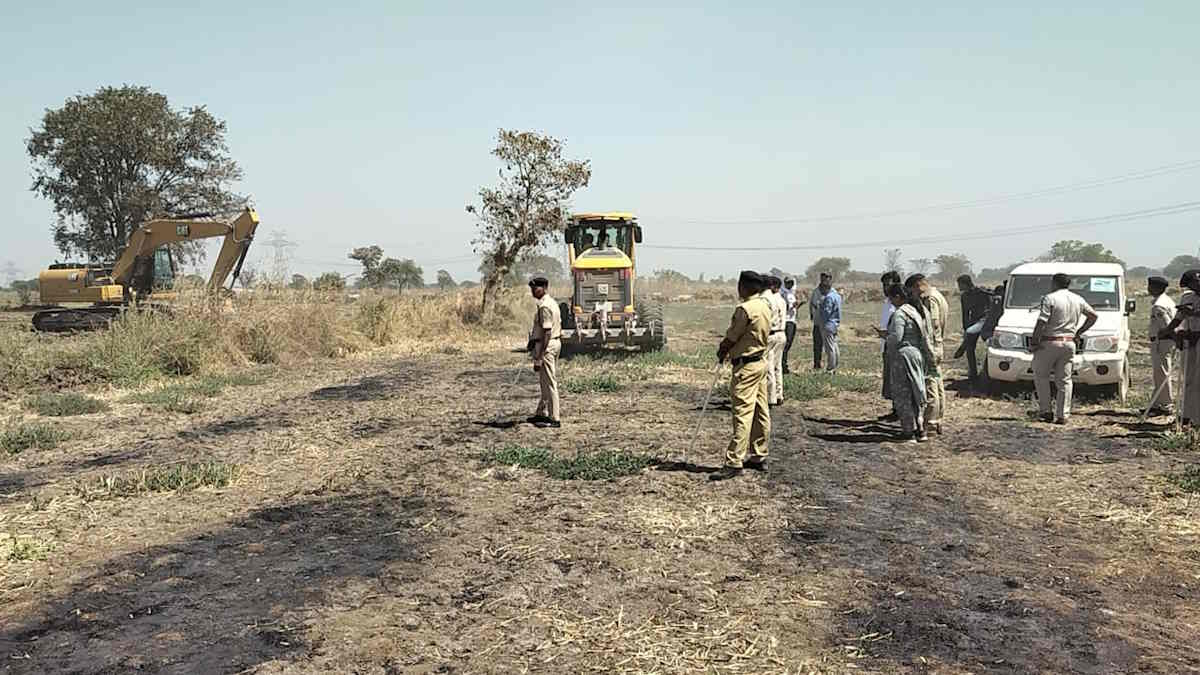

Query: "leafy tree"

xmin=978 ymin=263 xmax=1022 ymax=282
xmin=1126 ymin=266 xmax=1161 ymax=280
xmin=1041 ymin=240 xmax=1124 ymax=266
xmin=378 ymin=258 xmax=424 ymax=293
xmin=654 ymin=269 xmax=691 ymax=284
xmin=349 ymin=246 xmax=385 ymax=287
xmin=289 ymin=274 xmax=310 ymax=290
xmin=479 ymin=250 xmax=566 ymax=285
xmin=467 ymin=129 xmax=591 ymax=319
xmin=436 ymin=270 xmax=455 ymax=290
xmin=11 ymin=279 xmax=37 ymax=306
xmin=933 ymin=253 xmax=972 ymax=283
xmin=313 ymin=272 xmax=346 ymax=291
xmin=908 ymin=258 xmax=933 ymax=275
xmin=883 ymin=248 xmax=903 ymax=273
xmin=26 ymin=85 xmax=244 ymax=264
xmin=804 ymin=257 xmax=851 ymax=283
xmin=1164 ymin=255 xmax=1200 ymax=280
xmin=459 ymin=280 xmax=479 ymax=289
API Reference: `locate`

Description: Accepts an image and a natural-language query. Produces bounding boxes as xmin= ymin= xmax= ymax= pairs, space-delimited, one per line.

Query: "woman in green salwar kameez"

xmin=885 ymin=284 xmax=937 ymax=442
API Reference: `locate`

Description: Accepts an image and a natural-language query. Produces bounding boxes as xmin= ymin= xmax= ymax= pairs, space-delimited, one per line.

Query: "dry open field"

xmin=1 ymin=287 xmax=1198 ymax=674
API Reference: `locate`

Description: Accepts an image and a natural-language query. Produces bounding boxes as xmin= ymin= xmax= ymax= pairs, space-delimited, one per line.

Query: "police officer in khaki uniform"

xmin=1031 ymin=273 xmax=1098 ymax=424
xmin=711 ymin=271 xmax=772 ymax=481
xmin=527 ymin=277 xmax=562 ymax=428
xmin=764 ymin=275 xmax=788 ymax=405
xmin=905 ymin=274 xmax=950 ymax=434
xmin=1147 ymin=276 xmax=1177 ymax=416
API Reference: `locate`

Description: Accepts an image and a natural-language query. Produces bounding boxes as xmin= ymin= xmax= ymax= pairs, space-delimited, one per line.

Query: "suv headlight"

xmin=1084 ymin=334 xmax=1119 ymax=352
xmin=991 ymin=331 xmax=1024 ymax=350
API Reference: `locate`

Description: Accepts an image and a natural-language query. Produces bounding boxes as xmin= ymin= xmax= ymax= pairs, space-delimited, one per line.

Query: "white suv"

xmin=985 ymin=262 xmax=1135 ymax=402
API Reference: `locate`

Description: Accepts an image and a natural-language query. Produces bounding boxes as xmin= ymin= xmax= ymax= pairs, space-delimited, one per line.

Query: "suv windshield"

xmin=1007 ymin=274 xmax=1121 ymax=311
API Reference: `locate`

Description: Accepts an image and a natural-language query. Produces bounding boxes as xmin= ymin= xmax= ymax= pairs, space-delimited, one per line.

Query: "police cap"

xmin=528 ymin=276 xmax=549 ymax=289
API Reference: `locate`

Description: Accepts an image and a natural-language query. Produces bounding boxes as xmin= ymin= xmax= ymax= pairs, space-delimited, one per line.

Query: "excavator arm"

xmin=110 ymin=208 xmax=259 ymax=293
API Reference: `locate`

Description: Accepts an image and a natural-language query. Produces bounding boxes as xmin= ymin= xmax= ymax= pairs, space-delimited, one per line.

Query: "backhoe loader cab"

xmin=561 ymin=213 xmax=664 ymax=352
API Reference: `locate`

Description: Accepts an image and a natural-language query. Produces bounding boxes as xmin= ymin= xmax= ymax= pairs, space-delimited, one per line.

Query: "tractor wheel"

xmin=638 ymin=300 xmax=666 ymax=351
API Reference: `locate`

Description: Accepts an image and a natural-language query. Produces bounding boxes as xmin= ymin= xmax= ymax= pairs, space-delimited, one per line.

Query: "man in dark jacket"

xmin=952 ymin=274 xmax=994 ymax=384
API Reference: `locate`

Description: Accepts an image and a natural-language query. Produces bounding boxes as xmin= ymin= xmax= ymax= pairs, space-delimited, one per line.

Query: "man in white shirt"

xmin=1030 ymin=273 xmax=1098 ymax=424
xmin=877 ymin=271 xmax=901 ymax=420
xmin=763 ymin=276 xmax=788 ymax=405
xmin=1147 ymin=276 xmax=1177 ymax=416
xmin=780 ymin=278 xmax=800 ymax=374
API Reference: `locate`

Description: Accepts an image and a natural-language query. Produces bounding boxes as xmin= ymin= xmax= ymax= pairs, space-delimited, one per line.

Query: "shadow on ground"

xmin=0 ymin=490 xmax=443 ymax=674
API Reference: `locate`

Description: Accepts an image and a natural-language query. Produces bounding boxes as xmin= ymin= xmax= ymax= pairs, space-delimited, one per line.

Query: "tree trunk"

xmin=481 ymin=271 xmax=504 ymax=320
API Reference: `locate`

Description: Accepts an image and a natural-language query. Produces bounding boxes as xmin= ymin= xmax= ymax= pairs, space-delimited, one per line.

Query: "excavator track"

xmin=32 ymin=307 xmax=123 ymax=332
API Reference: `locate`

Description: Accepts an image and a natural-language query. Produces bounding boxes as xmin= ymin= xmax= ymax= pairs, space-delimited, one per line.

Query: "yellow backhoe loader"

xmin=33 ymin=208 xmax=259 ymax=331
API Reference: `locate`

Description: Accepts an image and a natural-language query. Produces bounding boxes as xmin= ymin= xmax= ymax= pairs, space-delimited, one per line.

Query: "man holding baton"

xmin=711 ymin=271 xmax=772 ymax=481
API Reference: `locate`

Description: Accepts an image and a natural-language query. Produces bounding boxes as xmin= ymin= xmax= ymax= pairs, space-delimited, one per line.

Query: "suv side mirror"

xmin=1125 ymin=299 xmax=1136 ymax=315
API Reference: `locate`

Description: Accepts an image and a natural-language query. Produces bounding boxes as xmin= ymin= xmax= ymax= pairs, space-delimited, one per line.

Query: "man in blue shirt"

xmin=817 ymin=273 xmax=842 ymax=372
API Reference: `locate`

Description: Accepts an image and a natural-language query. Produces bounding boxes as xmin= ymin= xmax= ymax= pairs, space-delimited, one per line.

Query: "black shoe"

xmin=1033 ymin=412 xmax=1054 ymax=423
xmin=526 ymin=415 xmax=549 ymax=424
xmin=1053 ymin=418 xmax=1068 ymax=426
xmin=744 ymin=459 xmax=768 ymax=473
xmin=879 ymin=412 xmax=899 ymax=422
xmin=708 ymin=467 xmax=743 ymax=482
xmin=534 ymin=420 xmax=561 ymax=429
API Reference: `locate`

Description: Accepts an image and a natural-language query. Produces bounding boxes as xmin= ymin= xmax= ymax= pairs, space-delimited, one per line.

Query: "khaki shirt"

xmin=1037 ymin=288 xmax=1095 ymax=337
xmin=1150 ymin=293 xmax=1177 ymax=338
xmin=533 ymin=294 xmax=562 ymax=341
xmin=920 ymin=286 xmax=950 ymax=358
xmin=763 ymin=290 xmax=786 ymax=332
xmin=725 ymin=295 xmax=771 ymax=360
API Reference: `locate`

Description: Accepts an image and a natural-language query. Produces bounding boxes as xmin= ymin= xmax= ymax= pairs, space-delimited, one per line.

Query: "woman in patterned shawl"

xmin=885 ymin=284 xmax=937 ymax=442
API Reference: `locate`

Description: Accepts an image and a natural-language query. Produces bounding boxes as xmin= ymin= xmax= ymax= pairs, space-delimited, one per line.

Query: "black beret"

xmin=528 ymin=277 xmax=549 ymax=288
xmin=1148 ymin=276 xmax=1169 ymax=287
xmin=738 ymin=270 xmax=764 ymax=286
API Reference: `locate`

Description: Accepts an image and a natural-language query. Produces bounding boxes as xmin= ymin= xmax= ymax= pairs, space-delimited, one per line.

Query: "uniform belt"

xmin=731 ymin=353 xmax=765 ymax=367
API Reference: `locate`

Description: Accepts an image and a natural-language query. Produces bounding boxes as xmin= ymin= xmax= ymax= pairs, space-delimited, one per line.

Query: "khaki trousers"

xmin=925 ymin=352 xmax=945 ymax=425
xmin=536 ymin=339 xmax=561 ymax=422
xmin=725 ymin=359 xmax=770 ymax=468
xmin=1150 ymin=340 xmax=1175 ymax=410
xmin=766 ymin=332 xmax=786 ymax=403
xmin=1033 ymin=341 xmax=1075 ymax=420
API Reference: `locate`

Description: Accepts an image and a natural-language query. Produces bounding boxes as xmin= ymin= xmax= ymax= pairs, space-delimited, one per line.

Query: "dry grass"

xmin=73 ymin=461 xmax=239 ymax=501
xmin=0 ymin=288 xmax=529 ymax=398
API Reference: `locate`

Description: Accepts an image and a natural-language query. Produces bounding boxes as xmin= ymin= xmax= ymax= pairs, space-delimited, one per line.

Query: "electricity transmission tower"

xmin=261 ymin=231 xmax=297 ymax=284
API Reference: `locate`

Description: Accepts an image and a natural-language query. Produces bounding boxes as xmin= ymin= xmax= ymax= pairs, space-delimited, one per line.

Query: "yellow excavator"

xmin=33 ymin=208 xmax=260 ymax=331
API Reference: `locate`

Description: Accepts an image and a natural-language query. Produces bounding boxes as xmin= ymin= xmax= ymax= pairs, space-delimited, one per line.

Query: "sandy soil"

xmin=1 ymin=301 xmax=1198 ymax=674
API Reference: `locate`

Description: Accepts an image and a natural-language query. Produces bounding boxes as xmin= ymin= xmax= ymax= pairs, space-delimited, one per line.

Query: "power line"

xmin=649 ymin=159 xmax=1200 ymax=226
xmin=639 ymin=200 xmax=1200 ymax=252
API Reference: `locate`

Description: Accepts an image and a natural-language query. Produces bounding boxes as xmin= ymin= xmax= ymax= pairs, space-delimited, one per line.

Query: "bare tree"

xmin=467 ymin=130 xmax=590 ymax=319
xmin=884 ymin=248 xmax=903 ymax=274
xmin=908 ymin=258 xmax=933 ymax=275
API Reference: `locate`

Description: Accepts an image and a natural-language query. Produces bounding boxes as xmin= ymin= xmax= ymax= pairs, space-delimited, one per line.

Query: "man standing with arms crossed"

xmin=763 ymin=276 xmax=788 ymax=405
xmin=1146 ymin=276 xmax=1177 ymax=417
xmin=781 ymin=278 xmax=800 ymax=374
xmin=809 ymin=275 xmax=828 ymax=370
xmin=711 ymin=271 xmax=772 ymax=482
xmin=1030 ymin=273 xmax=1098 ymax=425
xmin=526 ymin=277 xmax=563 ymax=429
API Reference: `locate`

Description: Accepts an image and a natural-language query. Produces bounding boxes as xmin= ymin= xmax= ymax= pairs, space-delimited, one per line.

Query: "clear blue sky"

xmin=2 ymin=1 xmax=1198 ymax=283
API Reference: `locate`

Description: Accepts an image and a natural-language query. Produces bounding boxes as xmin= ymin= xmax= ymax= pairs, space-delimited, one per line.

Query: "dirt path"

xmin=2 ymin=334 xmax=1199 ymax=673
